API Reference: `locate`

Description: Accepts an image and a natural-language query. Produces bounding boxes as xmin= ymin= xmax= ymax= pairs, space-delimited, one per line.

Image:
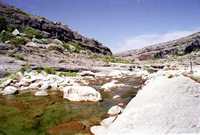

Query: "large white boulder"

xmin=107 ymin=105 xmax=123 ymax=116
xmin=12 ymin=29 xmax=20 ymax=36
xmin=62 ymin=86 xmax=102 ymax=102
xmin=2 ymin=86 xmax=17 ymax=95
xmin=94 ymin=75 xmax=200 ymax=135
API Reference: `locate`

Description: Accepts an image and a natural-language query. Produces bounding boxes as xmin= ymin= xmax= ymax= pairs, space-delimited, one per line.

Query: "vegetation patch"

xmin=23 ymin=26 xmax=43 ymax=39
xmin=63 ymin=41 xmax=83 ymax=53
xmin=0 ymin=30 xmax=13 ymax=43
xmin=58 ymin=71 xmax=78 ymax=77
xmin=0 ymin=93 xmax=108 ymax=135
xmin=91 ymin=54 xmax=131 ymax=64
xmin=10 ymin=36 xmax=28 ymax=46
xmin=44 ymin=67 xmax=56 ymax=74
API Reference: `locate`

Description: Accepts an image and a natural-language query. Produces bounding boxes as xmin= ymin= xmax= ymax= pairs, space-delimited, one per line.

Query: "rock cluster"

xmin=0 ymin=71 xmax=102 ymax=101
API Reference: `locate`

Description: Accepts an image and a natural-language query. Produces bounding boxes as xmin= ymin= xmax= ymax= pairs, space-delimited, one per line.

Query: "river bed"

xmin=0 ymin=75 xmax=144 ymax=135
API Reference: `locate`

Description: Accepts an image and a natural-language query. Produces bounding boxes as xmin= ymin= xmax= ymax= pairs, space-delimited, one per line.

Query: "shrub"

xmin=44 ymin=67 xmax=56 ymax=74
xmin=10 ymin=36 xmax=28 ymax=46
xmin=23 ymin=27 xmax=43 ymax=39
xmin=0 ymin=30 xmax=13 ymax=43
xmin=63 ymin=42 xmax=83 ymax=53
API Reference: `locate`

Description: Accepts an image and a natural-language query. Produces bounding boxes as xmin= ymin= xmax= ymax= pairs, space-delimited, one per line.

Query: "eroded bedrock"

xmin=91 ymin=75 xmax=200 ymax=135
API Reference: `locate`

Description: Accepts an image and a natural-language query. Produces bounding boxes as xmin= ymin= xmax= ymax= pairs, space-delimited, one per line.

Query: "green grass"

xmin=0 ymin=93 xmax=108 ymax=135
xmin=58 ymin=71 xmax=78 ymax=77
xmin=0 ymin=30 xmax=28 ymax=46
xmin=91 ymin=54 xmax=131 ymax=64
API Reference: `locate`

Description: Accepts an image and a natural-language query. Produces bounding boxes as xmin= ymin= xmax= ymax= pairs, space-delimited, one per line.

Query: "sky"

xmin=3 ymin=0 xmax=200 ymax=53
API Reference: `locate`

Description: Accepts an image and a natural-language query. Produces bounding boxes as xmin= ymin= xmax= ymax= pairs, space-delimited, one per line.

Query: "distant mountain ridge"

xmin=117 ymin=32 xmax=200 ymax=60
xmin=0 ymin=2 xmax=112 ymax=55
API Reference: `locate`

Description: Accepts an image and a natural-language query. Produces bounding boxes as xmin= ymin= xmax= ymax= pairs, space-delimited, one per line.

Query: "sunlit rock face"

xmin=92 ymin=75 xmax=200 ymax=135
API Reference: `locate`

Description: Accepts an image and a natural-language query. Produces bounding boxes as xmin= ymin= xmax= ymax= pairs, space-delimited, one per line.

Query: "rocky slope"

xmin=118 ymin=32 xmax=200 ymax=61
xmin=0 ymin=2 xmax=115 ymax=77
xmin=0 ymin=2 xmax=112 ymax=55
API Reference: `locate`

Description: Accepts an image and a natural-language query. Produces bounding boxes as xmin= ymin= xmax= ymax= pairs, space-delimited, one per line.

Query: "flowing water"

xmin=0 ymin=76 xmax=144 ymax=135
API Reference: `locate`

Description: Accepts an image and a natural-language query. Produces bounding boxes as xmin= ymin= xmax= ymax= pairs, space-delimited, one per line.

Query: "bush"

xmin=10 ymin=36 xmax=28 ymax=46
xmin=44 ymin=67 xmax=56 ymax=74
xmin=0 ymin=30 xmax=13 ymax=43
xmin=63 ymin=42 xmax=83 ymax=53
xmin=23 ymin=27 xmax=43 ymax=39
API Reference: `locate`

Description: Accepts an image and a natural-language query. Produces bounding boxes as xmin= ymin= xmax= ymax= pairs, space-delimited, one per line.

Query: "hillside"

xmin=118 ymin=32 xmax=200 ymax=61
xmin=0 ymin=2 xmax=112 ymax=55
xmin=0 ymin=2 xmax=116 ymax=77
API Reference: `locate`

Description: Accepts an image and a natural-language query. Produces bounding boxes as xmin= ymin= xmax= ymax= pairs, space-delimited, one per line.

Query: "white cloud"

xmin=113 ymin=29 xmax=200 ymax=53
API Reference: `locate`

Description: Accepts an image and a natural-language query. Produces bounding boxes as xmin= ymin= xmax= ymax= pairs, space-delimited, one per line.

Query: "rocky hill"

xmin=0 ymin=2 xmax=112 ymax=55
xmin=0 ymin=2 xmax=116 ymax=77
xmin=118 ymin=32 xmax=200 ymax=61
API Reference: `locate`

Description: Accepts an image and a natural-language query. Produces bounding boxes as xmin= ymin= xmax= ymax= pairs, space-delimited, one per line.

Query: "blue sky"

xmin=3 ymin=0 xmax=200 ymax=52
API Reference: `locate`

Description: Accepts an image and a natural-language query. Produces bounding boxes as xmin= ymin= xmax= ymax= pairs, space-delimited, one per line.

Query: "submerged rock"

xmin=62 ymin=86 xmax=102 ymax=102
xmin=35 ymin=90 xmax=48 ymax=96
xmin=79 ymin=71 xmax=95 ymax=77
xmin=101 ymin=80 xmax=125 ymax=91
xmin=112 ymin=95 xmax=120 ymax=99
